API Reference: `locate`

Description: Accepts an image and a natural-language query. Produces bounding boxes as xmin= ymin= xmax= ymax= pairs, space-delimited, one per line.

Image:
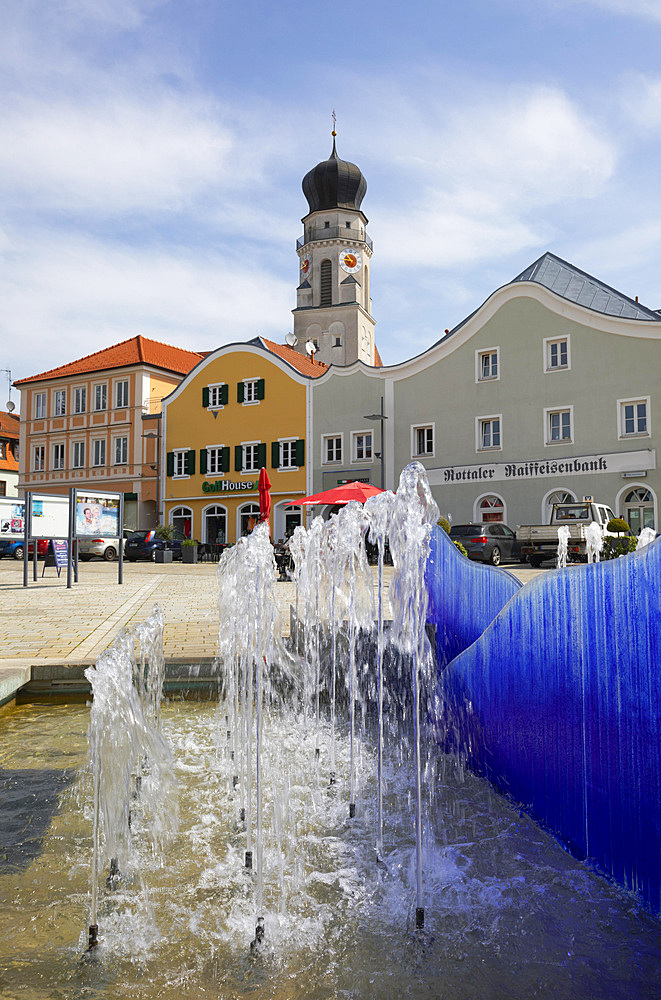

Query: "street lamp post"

xmin=142 ymin=417 xmax=161 ymax=527
xmin=363 ymin=397 xmax=388 ymax=490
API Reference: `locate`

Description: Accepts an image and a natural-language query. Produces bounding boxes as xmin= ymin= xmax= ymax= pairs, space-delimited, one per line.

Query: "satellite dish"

xmin=5 ymin=400 xmax=15 ymax=413
xmin=305 ymin=340 xmax=316 ymax=356
xmin=285 ymin=332 xmax=297 ymax=347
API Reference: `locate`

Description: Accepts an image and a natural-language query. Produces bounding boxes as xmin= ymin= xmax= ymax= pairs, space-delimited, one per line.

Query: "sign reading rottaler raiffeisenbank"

xmin=426 ymin=449 xmax=656 ymax=487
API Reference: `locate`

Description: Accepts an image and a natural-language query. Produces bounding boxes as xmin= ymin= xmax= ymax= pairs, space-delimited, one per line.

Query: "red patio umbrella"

xmin=293 ymin=481 xmax=384 ymax=506
xmin=258 ymin=467 xmax=272 ymax=524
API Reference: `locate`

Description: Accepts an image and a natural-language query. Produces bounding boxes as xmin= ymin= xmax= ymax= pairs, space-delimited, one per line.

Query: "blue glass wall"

xmin=426 ymin=525 xmax=522 ymax=669
xmin=431 ymin=540 xmax=661 ymax=913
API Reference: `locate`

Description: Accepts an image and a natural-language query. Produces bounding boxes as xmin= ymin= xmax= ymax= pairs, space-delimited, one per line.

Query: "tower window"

xmin=345 ymin=221 xmax=351 ymax=228
xmin=320 ymin=259 xmax=332 ymax=307
xmin=324 ymin=221 xmax=330 ymax=229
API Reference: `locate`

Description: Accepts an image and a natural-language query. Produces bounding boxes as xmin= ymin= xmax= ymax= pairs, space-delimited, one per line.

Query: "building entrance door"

xmin=623 ymin=487 xmax=655 ymax=534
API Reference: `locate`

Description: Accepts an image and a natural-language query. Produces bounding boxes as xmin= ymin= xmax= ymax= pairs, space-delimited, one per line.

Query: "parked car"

xmin=78 ymin=529 xmax=132 ymax=562
xmin=449 ymin=522 xmax=524 ymax=566
xmin=0 ymin=538 xmax=26 ymax=560
xmin=124 ymin=528 xmax=188 ymax=561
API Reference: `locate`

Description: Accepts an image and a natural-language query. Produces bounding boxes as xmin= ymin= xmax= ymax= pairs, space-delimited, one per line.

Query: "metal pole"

xmin=156 ymin=417 xmax=161 ymax=525
xmin=67 ymin=487 xmax=75 ymax=589
xmin=379 ymin=397 xmax=385 ymax=491
xmin=22 ymin=491 xmax=30 ymax=588
xmin=118 ymin=494 xmax=124 ymax=585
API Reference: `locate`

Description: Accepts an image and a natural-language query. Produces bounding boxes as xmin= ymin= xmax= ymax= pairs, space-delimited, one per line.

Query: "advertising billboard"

xmin=75 ymin=491 xmax=121 ymax=538
xmin=0 ymin=500 xmax=25 ymax=539
xmin=30 ymin=494 xmax=70 ymax=539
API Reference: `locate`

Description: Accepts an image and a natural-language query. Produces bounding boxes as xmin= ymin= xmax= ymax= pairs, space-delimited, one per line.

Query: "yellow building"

xmin=161 ymin=339 xmax=327 ymax=545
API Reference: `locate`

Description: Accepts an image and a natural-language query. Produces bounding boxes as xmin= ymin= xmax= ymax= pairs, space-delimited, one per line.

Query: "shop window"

xmin=478 ymin=495 xmax=504 ymax=523
xmin=203 ymin=505 xmax=227 ymax=544
xmin=239 ymin=503 xmax=261 ymax=536
xmin=170 ymin=506 xmax=192 ymax=538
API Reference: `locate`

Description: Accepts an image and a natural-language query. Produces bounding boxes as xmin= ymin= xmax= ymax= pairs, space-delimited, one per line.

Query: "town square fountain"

xmin=0 ymin=463 xmax=659 ymax=998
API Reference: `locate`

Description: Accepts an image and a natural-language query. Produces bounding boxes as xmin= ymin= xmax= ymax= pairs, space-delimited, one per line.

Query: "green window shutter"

xmin=220 ymin=384 xmax=228 ymax=405
xmin=256 ymin=378 xmax=265 ymax=400
xmin=271 ymin=441 xmax=280 ymax=468
xmin=237 ymin=381 xmax=245 ymax=403
xmin=186 ymin=450 xmax=195 ymax=475
xmin=166 ymin=452 xmax=175 ymax=477
xmin=200 ymin=449 xmax=207 ymax=475
xmin=295 ymin=438 xmax=305 ymax=466
xmin=221 ymin=447 xmax=230 ymax=473
xmin=257 ymin=443 xmax=266 ymax=469
xmin=202 ymin=386 xmax=209 ymax=408
xmin=235 ymin=445 xmax=243 ymax=471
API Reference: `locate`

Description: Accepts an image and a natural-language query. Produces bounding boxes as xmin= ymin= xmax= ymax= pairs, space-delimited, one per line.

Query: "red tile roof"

xmin=374 ymin=344 xmax=383 ymax=367
xmin=260 ymin=338 xmax=329 ymax=377
xmin=0 ymin=410 xmax=19 ymax=472
xmin=0 ymin=410 xmax=19 ymax=438
xmin=14 ymin=336 xmax=205 ymax=385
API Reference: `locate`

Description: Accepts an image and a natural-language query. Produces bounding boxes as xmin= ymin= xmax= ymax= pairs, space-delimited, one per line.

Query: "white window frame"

xmin=411 ymin=423 xmax=435 ymax=459
xmin=279 ymin=438 xmax=298 ymax=471
xmin=114 ymin=436 xmax=128 ymax=465
xmin=544 ymin=405 xmax=574 ymax=446
xmin=115 ymin=379 xmax=129 ymax=408
xmin=72 ymin=441 xmax=85 ymax=469
xmin=35 ymin=392 xmax=47 ymax=419
xmin=202 ymin=503 xmax=228 ymax=544
xmin=617 ymin=396 xmax=650 ymax=439
xmin=206 ymin=445 xmax=226 ymax=476
xmin=33 ymin=445 xmax=45 ymax=471
xmin=351 ymin=430 xmax=373 ymax=463
xmin=475 ymin=347 xmax=500 ymax=382
xmin=52 ymin=442 xmax=65 ymax=470
xmin=474 ymin=493 xmax=506 ymax=524
xmin=543 ymin=335 xmax=571 ymax=372
xmin=208 ymin=383 xmax=227 ymax=409
xmin=93 ymin=383 xmax=107 ymax=412
xmin=54 ymin=389 xmax=66 ymax=416
xmin=243 ymin=378 xmax=260 ymax=405
xmin=93 ymin=439 xmax=106 ymax=467
xmin=476 ymin=414 xmax=502 ymax=452
xmin=73 ymin=386 xmax=87 ymax=414
xmin=173 ymin=448 xmax=189 ymax=479
xmin=241 ymin=441 xmax=261 ymax=473
xmin=321 ymin=433 xmax=343 ymax=464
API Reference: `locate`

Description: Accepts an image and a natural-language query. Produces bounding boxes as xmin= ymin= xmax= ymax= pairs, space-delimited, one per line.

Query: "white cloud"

xmin=568 ymin=0 xmax=661 ymax=22
xmin=0 ymin=230 xmax=293 ymax=381
xmin=370 ymin=87 xmax=615 ymax=269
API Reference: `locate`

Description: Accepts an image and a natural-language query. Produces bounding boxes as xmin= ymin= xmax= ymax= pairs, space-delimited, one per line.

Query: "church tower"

xmin=291 ymin=130 xmax=376 ymax=366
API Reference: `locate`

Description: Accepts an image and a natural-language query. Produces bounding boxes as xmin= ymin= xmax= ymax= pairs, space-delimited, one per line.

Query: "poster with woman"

xmin=75 ymin=492 xmax=121 ymax=538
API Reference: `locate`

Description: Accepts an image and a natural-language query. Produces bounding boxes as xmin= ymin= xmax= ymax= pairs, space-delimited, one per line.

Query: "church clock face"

xmin=300 ymin=254 xmax=312 ymax=279
xmin=339 ymin=248 xmax=362 ymax=273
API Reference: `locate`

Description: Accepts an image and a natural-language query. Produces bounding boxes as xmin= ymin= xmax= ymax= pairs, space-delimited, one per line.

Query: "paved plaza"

xmin=0 ymin=556 xmax=545 ymax=705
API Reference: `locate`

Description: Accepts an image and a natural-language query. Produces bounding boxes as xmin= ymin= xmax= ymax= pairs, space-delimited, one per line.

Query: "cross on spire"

xmin=331 ymin=109 xmax=337 ymax=137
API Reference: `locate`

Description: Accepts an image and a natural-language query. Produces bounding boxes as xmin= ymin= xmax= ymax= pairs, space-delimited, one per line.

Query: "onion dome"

xmin=302 ymin=136 xmax=367 ymax=214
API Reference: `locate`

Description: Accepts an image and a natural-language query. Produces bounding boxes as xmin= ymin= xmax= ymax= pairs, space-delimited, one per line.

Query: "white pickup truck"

xmin=516 ymin=501 xmax=617 ymax=567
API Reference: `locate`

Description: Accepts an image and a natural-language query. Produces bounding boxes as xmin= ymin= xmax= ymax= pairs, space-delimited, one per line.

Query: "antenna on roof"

xmin=1 ymin=370 xmax=13 ymax=412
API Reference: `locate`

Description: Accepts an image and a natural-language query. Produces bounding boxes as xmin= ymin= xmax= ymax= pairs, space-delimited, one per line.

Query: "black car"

xmin=124 ymin=528 xmax=188 ymax=561
xmin=449 ymin=522 xmax=524 ymax=566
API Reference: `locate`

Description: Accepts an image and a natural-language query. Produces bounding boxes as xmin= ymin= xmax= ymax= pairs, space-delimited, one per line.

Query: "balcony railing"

xmin=296 ymin=227 xmax=373 ymax=251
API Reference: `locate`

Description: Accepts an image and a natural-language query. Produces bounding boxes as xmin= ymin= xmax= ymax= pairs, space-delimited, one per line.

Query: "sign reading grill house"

xmin=426 ymin=449 xmax=656 ymax=487
xmin=202 ymin=479 xmax=255 ymax=493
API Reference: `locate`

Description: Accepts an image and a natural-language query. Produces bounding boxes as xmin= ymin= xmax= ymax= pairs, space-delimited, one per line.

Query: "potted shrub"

xmin=602 ymin=517 xmax=637 ymax=560
xmin=154 ymin=523 xmax=174 ymax=563
xmin=181 ymin=539 xmax=199 ymax=564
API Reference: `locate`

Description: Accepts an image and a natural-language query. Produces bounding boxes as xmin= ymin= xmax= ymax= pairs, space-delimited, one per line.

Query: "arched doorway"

xmin=238 ymin=503 xmax=261 ymax=537
xmin=274 ymin=502 xmax=302 ymax=541
xmin=543 ymin=489 xmax=576 ymax=523
xmin=475 ymin=494 xmax=505 ymax=523
xmin=169 ymin=505 xmax=192 ymax=538
xmin=622 ymin=487 xmax=655 ymax=534
xmin=203 ymin=504 xmax=227 ymax=544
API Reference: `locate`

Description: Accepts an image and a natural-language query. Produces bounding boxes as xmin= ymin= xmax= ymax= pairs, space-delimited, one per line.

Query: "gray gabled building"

xmin=311 ymin=252 xmax=660 ymax=534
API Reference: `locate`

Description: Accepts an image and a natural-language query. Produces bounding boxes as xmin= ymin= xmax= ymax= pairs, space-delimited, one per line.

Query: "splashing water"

xmin=585 ymin=521 xmax=603 ymax=563
xmin=557 ymin=524 xmax=571 ymax=569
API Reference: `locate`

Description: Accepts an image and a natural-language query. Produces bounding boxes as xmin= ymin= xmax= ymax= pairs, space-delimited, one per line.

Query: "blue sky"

xmin=3 ymin=0 xmax=661 ymax=405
